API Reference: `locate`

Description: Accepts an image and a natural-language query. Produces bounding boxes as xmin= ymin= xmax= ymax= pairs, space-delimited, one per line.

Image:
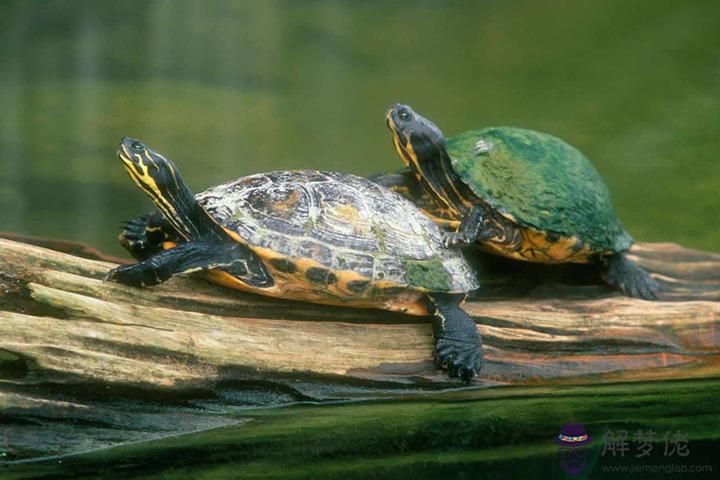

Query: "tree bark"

xmin=0 ymin=236 xmax=718 ymax=459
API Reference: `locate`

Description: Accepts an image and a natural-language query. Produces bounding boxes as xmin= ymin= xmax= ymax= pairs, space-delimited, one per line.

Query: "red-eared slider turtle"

xmin=379 ymin=104 xmax=659 ymax=300
xmin=107 ymin=137 xmax=482 ymax=380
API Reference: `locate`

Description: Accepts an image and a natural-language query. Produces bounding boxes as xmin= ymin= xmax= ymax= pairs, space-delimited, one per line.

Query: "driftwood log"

xmin=0 ymin=235 xmax=718 ymax=460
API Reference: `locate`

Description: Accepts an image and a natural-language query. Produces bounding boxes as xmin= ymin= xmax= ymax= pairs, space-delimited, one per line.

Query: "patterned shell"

xmin=448 ymin=127 xmax=633 ymax=253
xmin=196 ymin=170 xmax=479 ymax=293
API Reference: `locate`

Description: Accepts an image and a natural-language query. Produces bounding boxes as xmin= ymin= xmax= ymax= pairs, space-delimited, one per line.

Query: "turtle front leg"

xmin=428 ymin=293 xmax=483 ymax=382
xmin=119 ymin=211 xmax=179 ymax=261
xmin=106 ymin=241 xmax=216 ymax=287
xmin=107 ymin=241 xmax=274 ymax=289
xmin=443 ymin=205 xmax=485 ymax=248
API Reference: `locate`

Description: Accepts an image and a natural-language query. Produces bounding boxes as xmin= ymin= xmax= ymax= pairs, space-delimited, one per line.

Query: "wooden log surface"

xmin=0 ymin=235 xmax=718 ymax=460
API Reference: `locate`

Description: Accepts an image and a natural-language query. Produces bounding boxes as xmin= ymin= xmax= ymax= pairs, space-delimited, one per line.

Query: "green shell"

xmin=447 ymin=127 xmax=632 ymax=252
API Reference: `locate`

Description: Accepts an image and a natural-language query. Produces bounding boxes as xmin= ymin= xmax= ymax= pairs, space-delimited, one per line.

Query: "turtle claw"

xmin=603 ymin=254 xmax=660 ymax=301
xmin=106 ymin=263 xmax=164 ymax=288
xmin=627 ymin=275 xmax=660 ymax=301
xmin=119 ymin=217 xmax=150 ymax=249
xmin=443 ymin=231 xmax=473 ymax=249
xmin=118 ymin=214 xmax=169 ymax=261
xmin=106 ymin=264 xmax=145 ymax=287
xmin=435 ymin=337 xmax=483 ymax=383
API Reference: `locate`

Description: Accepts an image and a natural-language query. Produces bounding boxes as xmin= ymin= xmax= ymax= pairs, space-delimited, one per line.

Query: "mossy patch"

xmin=303 ymin=218 xmax=315 ymax=236
xmin=371 ymin=225 xmax=387 ymax=252
xmin=448 ymin=127 xmax=633 ymax=252
xmin=402 ymin=258 xmax=452 ymax=291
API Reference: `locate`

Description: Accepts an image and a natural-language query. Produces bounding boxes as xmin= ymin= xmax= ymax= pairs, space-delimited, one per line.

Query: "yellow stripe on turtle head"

xmin=117 ymin=141 xmax=192 ymax=239
xmin=387 ymin=113 xmax=424 ymax=174
xmin=385 ymin=108 xmax=467 ymax=217
xmin=120 ymin=151 xmax=177 ymax=215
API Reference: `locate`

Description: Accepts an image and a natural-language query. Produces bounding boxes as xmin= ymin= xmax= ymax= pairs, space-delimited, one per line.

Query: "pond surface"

xmin=1 ymin=1 xmax=719 ymax=478
xmin=3 ymin=379 xmax=720 ymax=479
xmin=1 ymin=0 xmax=718 ymax=256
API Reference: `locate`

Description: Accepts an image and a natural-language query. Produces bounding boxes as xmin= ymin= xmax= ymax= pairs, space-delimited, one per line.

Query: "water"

xmin=1 ymin=2 xmax=719 ymax=477
xmin=0 ymin=0 xmax=718 ymax=256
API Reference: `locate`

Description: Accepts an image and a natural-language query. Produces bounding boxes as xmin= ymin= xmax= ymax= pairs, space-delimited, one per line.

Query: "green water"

xmin=4 ymin=379 xmax=720 ymax=479
xmin=0 ymin=0 xmax=718 ymax=256
xmin=1 ymin=1 xmax=719 ymax=477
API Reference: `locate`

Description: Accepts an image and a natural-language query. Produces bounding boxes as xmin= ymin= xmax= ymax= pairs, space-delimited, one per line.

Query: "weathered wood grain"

xmin=0 ymin=236 xmax=718 ymax=459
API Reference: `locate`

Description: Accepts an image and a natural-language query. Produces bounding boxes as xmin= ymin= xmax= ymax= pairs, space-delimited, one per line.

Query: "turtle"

xmin=377 ymin=103 xmax=660 ymax=300
xmin=106 ymin=137 xmax=483 ymax=380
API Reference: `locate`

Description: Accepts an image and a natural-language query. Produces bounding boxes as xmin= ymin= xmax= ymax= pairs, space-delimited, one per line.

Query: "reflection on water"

xmin=0 ymin=0 xmax=718 ymax=255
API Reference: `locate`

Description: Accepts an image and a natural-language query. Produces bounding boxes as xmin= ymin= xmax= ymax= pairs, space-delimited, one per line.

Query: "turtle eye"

xmin=130 ymin=141 xmax=145 ymax=153
xmin=397 ymin=108 xmax=411 ymax=121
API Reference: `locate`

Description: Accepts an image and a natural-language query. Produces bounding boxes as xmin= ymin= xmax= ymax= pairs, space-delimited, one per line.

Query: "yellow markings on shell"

xmin=224 ymin=242 xmax=429 ymax=315
xmin=220 ymin=226 xmax=247 ymax=245
xmin=518 ymin=229 xmax=595 ymax=264
xmin=155 ymin=201 xmax=428 ymax=315
xmin=327 ymin=204 xmax=373 ymax=237
xmin=481 ymin=225 xmax=596 ymax=264
xmin=271 ymin=190 xmax=302 ymax=213
xmin=329 ymin=204 xmax=363 ymax=222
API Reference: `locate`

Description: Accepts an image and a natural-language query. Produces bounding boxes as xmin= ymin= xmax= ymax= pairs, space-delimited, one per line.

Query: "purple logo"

xmin=556 ymin=423 xmax=592 ymax=476
xmin=555 ymin=423 xmax=592 ymax=446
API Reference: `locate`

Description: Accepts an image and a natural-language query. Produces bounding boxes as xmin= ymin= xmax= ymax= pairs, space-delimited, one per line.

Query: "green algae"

xmin=448 ymin=127 xmax=633 ymax=252
xmin=402 ymin=258 xmax=452 ymax=291
xmin=4 ymin=377 xmax=719 ymax=479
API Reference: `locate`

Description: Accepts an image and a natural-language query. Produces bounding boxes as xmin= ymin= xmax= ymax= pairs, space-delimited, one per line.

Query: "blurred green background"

xmin=0 ymin=0 xmax=718 ymax=257
xmin=1 ymin=2 xmax=719 ymax=478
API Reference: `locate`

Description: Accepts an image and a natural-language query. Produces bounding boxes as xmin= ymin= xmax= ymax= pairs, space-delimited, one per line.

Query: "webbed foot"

xmin=429 ymin=293 xmax=483 ymax=382
xmin=443 ymin=230 xmax=476 ymax=248
xmin=442 ymin=205 xmax=486 ymax=249
xmin=435 ymin=336 xmax=483 ymax=382
xmin=105 ymin=262 xmax=166 ymax=287
xmin=119 ymin=213 xmax=170 ymax=261
xmin=602 ymin=253 xmax=660 ymax=300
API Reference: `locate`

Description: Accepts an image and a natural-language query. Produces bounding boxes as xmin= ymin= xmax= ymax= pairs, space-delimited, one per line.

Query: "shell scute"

xmin=197 ymin=170 xmax=478 ymax=293
xmin=448 ymin=127 xmax=633 ymax=252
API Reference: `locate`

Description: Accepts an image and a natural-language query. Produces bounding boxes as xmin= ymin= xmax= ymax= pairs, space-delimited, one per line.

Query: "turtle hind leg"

xmin=119 ymin=211 xmax=178 ymax=261
xmin=106 ymin=241 xmax=273 ymax=288
xmin=601 ymin=253 xmax=660 ymax=300
xmin=427 ymin=293 xmax=483 ymax=382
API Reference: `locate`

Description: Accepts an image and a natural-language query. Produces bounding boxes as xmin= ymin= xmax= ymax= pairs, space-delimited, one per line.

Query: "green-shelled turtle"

xmin=377 ymin=104 xmax=659 ymax=300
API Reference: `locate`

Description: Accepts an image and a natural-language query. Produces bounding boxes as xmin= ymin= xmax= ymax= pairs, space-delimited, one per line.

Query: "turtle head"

xmin=117 ymin=137 xmax=183 ymax=195
xmin=385 ymin=104 xmax=446 ymax=169
xmin=117 ymin=137 xmax=194 ymax=233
